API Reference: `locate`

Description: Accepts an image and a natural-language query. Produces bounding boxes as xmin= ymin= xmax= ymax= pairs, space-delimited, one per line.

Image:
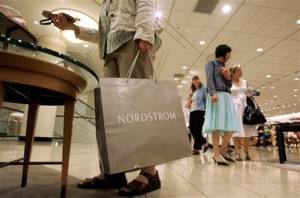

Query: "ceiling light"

xmin=83 ymin=43 xmax=89 ymax=48
xmin=189 ymin=70 xmax=198 ymax=74
xmin=156 ymin=11 xmax=162 ymax=19
xmin=182 ymin=66 xmax=188 ymax=70
xmin=270 ymin=86 xmax=275 ymax=89
xmin=33 ymin=20 xmax=39 ymax=25
xmin=222 ymin=4 xmax=232 ymax=13
xmin=266 ymin=75 xmax=271 ymax=78
xmin=199 ymin=40 xmax=206 ymax=45
xmin=297 ymin=19 xmax=300 ymax=25
xmin=262 ymin=86 xmax=266 ymax=89
xmin=273 ymin=95 xmax=278 ymax=98
xmin=294 ymin=77 xmax=299 ymax=81
xmin=256 ymin=48 xmax=264 ymax=52
xmin=265 ymin=102 xmax=268 ymax=105
xmin=294 ymin=103 xmax=297 ymax=106
xmin=174 ymin=78 xmax=179 ymax=81
xmin=294 ymin=94 xmax=298 ymax=97
xmin=293 ymin=89 xmax=298 ymax=92
xmin=181 ymin=80 xmax=188 ymax=84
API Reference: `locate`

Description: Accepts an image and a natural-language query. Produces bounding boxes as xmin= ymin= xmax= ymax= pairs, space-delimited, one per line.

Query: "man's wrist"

xmin=73 ymin=24 xmax=80 ymax=35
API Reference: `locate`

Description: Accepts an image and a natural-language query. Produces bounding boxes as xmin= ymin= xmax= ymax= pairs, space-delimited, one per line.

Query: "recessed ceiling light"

xmin=297 ymin=19 xmax=300 ymax=25
xmin=273 ymin=95 xmax=278 ymax=98
xmin=174 ymin=78 xmax=179 ymax=81
xmin=294 ymin=77 xmax=299 ymax=81
xmin=182 ymin=66 xmax=188 ymax=70
xmin=293 ymin=89 xmax=298 ymax=92
xmin=257 ymin=48 xmax=264 ymax=52
xmin=156 ymin=11 xmax=162 ymax=19
xmin=266 ymin=74 xmax=271 ymax=78
xmin=262 ymin=86 xmax=266 ymax=89
xmin=83 ymin=44 xmax=89 ymax=48
xmin=294 ymin=94 xmax=298 ymax=97
xmin=222 ymin=4 xmax=232 ymax=13
xmin=199 ymin=40 xmax=206 ymax=45
xmin=181 ymin=80 xmax=188 ymax=84
xmin=270 ymin=86 xmax=275 ymax=89
xmin=33 ymin=20 xmax=39 ymax=25
xmin=189 ymin=70 xmax=198 ymax=74
xmin=294 ymin=103 xmax=297 ymax=106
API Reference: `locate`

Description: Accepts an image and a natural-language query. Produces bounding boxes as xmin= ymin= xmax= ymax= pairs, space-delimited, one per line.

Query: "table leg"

xmin=276 ymin=127 xmax=286 ymax=164
xmin=0 ymin=82 xmax=6 ymax=109
xmin=61 ymin=98 xmax=75 ymax=198
xmin=21 ymin=102 xmax=39 ymax=187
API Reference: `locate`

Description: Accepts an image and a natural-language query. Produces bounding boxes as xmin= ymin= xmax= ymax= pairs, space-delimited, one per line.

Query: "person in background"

xmin=202 ymin=44 xmax=241 ymax=166
xmin=185 ymin=93 xmax=193 ymax=142
xmin=51 ymin=0 xmax=163 ymax=196
xmin=189 ymin=76 xmax=209 ymax=155
xmin=229 ymin=65 xmax=258 ymax=161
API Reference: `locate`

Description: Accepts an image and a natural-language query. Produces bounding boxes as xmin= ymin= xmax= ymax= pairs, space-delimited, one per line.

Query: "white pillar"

xmin=20 ymin=36 xmax=67 ymax=140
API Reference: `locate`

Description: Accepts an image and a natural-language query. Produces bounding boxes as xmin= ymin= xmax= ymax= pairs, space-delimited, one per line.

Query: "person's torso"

xmin=231 ymin=79 xmax=247 ymax=106
xmin=99 ymin=0 xmax=162 ymax=57
xmin=207 ymin=60 xmax=231 ymax=93
xmin=191 ymin=87 xmax=206 ymax=111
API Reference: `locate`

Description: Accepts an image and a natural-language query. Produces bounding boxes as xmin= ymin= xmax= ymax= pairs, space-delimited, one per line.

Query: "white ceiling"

xmin=2 ymin=0 xmax=300 ymax=117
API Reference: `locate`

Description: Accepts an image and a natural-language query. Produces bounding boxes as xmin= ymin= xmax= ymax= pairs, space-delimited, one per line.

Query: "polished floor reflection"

xmin=0 ymin=139 xmax=300 ymax=198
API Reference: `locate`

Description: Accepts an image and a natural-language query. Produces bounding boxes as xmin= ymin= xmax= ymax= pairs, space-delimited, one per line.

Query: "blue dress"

xmin=202 ymin=60 xmax=241 ymax=134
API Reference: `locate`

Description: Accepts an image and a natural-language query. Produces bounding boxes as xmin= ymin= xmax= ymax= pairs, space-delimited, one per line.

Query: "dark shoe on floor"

xmin=221 ymin=153 xmax=236 ymax=162
xmin=119 ymin=171 xmax=161 ymax=196
xmin=203 ymin=144 xmax=210 ymax=153
xmin=192 ymin=150 xmax=200 ymax=155
xmin=77 ymin=173 xmax=127 ymax=189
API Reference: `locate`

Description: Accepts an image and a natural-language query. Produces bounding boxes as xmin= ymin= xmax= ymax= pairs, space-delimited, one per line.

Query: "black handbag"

xmin=243 ymin=96 xmax=266 ymax=125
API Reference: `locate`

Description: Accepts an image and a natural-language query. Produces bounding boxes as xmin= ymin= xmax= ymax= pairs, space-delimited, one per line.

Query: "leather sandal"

xmin=119 ymin=171 xmax=161 ymax=196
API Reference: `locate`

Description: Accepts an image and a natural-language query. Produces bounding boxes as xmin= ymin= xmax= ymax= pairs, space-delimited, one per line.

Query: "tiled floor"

xmin=1 ymin=139 xmax=300 ymax=198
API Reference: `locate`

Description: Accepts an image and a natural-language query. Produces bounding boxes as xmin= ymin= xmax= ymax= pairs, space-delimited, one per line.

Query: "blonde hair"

xmin=229 ymin=64 xmax=241 ymax=77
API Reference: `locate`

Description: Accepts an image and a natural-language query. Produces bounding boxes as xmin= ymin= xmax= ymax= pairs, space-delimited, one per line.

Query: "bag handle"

xmin=249 ymin=96 xmax=261 ymax=110
xmin=125 ymin=50 xmax=158 ymax=82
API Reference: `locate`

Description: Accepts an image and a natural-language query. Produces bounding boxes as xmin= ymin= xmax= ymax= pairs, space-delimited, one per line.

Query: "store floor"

xmin=0 ymin=139 xmax=300 ymax=198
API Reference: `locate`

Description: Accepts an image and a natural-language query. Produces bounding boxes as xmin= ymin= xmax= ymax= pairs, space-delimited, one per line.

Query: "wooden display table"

xmin=0 ymin=51 xmax=87 ymax=198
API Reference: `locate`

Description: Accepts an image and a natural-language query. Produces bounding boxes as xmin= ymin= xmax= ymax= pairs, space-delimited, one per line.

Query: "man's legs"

xmin=115 ymin=40 xmax=160 ymax=195
xmin=78 ymin=54 xmax=127 ymax=189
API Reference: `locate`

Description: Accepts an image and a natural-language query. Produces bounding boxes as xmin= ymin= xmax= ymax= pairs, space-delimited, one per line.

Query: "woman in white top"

xmin=230 ymin=65 xmax=257 ymax=161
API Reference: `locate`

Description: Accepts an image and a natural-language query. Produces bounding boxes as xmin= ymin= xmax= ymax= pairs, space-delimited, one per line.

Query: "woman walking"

xmin=189 ymin=76 xmax=209 ymax=155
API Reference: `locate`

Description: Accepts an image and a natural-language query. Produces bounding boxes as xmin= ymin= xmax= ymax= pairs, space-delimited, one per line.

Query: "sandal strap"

xmin=140 ymin=170 xmax=159 ymax=182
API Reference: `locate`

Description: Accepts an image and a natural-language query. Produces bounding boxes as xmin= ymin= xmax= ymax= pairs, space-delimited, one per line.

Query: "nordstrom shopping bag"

xmin=95 ymin=78 xmax=191 ymax=174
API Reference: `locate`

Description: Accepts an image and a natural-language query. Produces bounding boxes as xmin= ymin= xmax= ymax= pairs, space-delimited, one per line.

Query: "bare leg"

xmin=243 ymin=137 xmax=251 ymax=160
xmin=220 ymin=132 xmax=234 ymax=154
xmin=233 ymin=137 xmax=242 ymax=160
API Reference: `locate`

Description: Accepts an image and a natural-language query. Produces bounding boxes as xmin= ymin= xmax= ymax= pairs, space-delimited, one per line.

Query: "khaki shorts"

xmin=103 ymin=40 xmax=155 ymax=79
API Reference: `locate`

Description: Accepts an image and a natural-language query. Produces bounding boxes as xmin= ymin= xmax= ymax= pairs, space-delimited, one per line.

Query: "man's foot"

xmin=119 ymin=171 xmax=161 ymax=196
xmin=77 ymin=173 xmax=127 ymax=189
xmin=192 ymin=150 xmax=200 ymax=155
